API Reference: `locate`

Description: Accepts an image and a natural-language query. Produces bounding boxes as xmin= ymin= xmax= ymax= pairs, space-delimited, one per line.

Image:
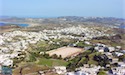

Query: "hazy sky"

xmin=0 ymin=0 xmax=125 ymax=18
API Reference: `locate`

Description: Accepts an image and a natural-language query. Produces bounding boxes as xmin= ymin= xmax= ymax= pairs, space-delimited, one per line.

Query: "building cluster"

xmin=93 ymin=43 xmax=125 ymax=75
xmin=66 ymin=65 xmax=100 ymax=75
xmin=0 ymin=26 xmax=111 ymax=66
xmin=50 ymin=43 xmax=125 ymax=75
xmin=35 ymin=42 xmax=125 ymax=75
xmin=0 ymin=26 xmax=124 ymax=75
xmin=0 ymin=31 xmax=49 ymax=66
xmin=43 ymin=42 xmax=125 ymax=75
xmin=43 ymin=26 xmax=111 ymax=40
xmin=66 ymin=42 xmax=125 ymax=75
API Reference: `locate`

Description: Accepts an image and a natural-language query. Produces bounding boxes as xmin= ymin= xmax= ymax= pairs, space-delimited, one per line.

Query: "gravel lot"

xmin=47 ymin=47 xmax=84 ymax=58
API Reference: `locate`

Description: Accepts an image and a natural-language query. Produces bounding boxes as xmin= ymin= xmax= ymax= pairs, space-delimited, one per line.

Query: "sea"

xmin=0 ymin=22 xmax=28 ymax=27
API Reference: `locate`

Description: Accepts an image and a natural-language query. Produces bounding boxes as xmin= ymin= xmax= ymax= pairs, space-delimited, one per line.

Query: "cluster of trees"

xmin=39 ymin=53 xmax=62 ymax=59
xmin=12 ymin=52 xmax=26 ymax=68
xmin=93 ymin=54 xmax=109 ymax=67
xmin=67 ymin=49 xmax=110 ymax=71
xmin=67 ymin=50 xmax=93 ymax=70
xmin=27 ymin=51 xmax=62 ymax=62
xmin=75 ymin=41 xmax=91 ymax=48
xmin=36 ymin=39 xmax=76 ymax=52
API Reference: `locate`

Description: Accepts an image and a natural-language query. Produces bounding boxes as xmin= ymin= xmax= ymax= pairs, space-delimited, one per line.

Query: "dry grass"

xmin=13 ymin=64 xmax=49 ymax=75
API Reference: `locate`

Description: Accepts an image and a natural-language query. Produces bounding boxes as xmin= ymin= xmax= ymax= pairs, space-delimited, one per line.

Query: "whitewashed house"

xmin=54 ymin=66 xmax=67 ymax=74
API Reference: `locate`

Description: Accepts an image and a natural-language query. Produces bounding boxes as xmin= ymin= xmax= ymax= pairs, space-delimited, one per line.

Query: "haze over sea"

xmin=0 ymin=22 xmax=29 ymax=27
xmin=0 ymin=0 xmax=125 ymax=18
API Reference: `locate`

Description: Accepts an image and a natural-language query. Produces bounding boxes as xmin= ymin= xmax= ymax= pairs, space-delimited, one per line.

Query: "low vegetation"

xmin=37 ymin=58 xmax=68 ymax=67
xmin=67 ymin=49 xmax=110 ymax=71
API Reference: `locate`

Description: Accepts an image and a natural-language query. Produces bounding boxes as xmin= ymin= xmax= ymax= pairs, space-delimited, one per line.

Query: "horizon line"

xmin=0 ymin=15 xmax=125 ymax=19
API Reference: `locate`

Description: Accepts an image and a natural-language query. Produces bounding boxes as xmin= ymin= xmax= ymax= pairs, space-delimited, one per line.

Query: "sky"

xmin=0 ymin=0 xmax=125 ymax=18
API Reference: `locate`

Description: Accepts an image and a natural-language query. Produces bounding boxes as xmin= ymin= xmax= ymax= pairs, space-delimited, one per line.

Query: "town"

xmin=0 ymin=24 xmax=125 ymax=75
xmin=0 ymin=0 xmax=125 ymax=74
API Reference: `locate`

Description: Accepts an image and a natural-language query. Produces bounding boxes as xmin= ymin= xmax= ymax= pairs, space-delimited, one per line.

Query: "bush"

xmin=43 ymin=53 xmax=50 ymax=59
xmin=28 ymin=54 xmax=36 ymax=62
xmin=97 ymin=71 xmax=107 ymax=75
xmin=51 ymin=54 xmax=58 ymax=59
xmin=118 ymin=54 xmax=125 ymax=61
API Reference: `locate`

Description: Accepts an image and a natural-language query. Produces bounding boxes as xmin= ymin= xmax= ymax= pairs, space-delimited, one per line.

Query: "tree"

xmin=51 ymin=54 xmax=58 ymax=59
xmin=58 ymin=55 xmax=62 ymax=59
xmin=93 ymin=54 xmax=109 ymax=67
xmin=97 ymin=71 xmax=107 ymax=75
xmin=85 ymin=55 xmax=89 ymax=61
xmin=43 ymin=53 xmax=50 ymax=59
xmin=89 ymin=47 xmax=96 ymax=53
xmin=118 ymin=55 xmax=125 ymax=61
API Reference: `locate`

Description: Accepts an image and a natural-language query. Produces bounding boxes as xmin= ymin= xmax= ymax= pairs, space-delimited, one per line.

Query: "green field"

xmin=37 ymin=58 xmax=68 ymax=67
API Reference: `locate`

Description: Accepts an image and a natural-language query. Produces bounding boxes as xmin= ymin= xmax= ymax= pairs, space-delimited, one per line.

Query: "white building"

xmin=54 ymin=66 xmax=67 ymax=74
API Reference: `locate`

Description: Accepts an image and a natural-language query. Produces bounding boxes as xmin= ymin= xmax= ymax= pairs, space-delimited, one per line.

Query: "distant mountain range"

xmin=58 ymin=16 xmax=125 ymax=24
xmin=0 ymin=16 xmax=125 ymax=27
